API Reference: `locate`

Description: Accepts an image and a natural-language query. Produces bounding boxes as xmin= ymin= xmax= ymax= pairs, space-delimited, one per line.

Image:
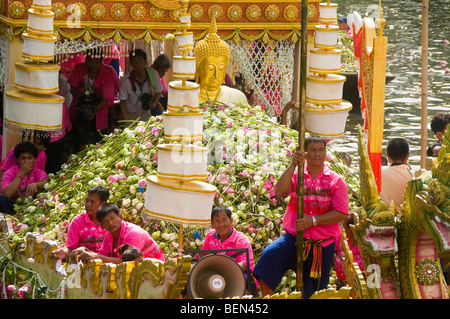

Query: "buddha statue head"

xmin=194 ymin=16 xmax=230 ymax=96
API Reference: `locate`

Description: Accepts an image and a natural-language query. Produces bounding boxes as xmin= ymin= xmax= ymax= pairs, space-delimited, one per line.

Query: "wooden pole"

xmin=296 ymin=0 xmax=308 ymax=292
xmin=420 ymin=0 xmax=429 ymax=169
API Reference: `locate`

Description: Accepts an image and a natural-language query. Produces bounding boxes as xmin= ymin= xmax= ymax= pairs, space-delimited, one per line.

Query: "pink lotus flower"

xmin=225 ymin=187 xmax=235 ymax=194
xmin=441 ymin=61 xmax=448 ymax=67
xmin=108 ymin=175 xmax=119 ymax=183
xmin=263 ymin=181 xmax=273 ymax=191
xmin=151 ymin=127 xmax=160 ymax=137
xmin=239 ymin=170 xmax=250 ymax=178
xmin=138 ymin=179 xmax=147 ymax=187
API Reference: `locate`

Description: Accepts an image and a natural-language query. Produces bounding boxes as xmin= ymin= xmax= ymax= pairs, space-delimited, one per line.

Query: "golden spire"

xmin=194 ymin=15 xmax=230 ymax=70
xmin=376 ymin=0 xmax=386 ymax=37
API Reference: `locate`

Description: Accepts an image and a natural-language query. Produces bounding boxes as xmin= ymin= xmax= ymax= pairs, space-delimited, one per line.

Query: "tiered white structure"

xmin=4 ymin=0 xmax=64 ymax=137
xmin=143 ymin=2 xmax=217 ymax=226
xmin=305 ymin=0 xmax=352 ymax=139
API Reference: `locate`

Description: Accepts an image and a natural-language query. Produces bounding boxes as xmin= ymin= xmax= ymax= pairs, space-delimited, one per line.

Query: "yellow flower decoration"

xmin=110 ymin=3 xmax=126 ymax=21
xmin=8 ymin=1 xmax=25 ymax=19
xmin=149 ymin=6 xmax=165 ymax=20
xmin=246 ymin=5 xmax=261 ymax=22
xmin=207 ymin=4 xmax=223 ymax=21
xmin=283 ymin=5 xmax=299 ymax=22
xmin=130 ymin=4 xmax=146 ymax=21
xmin=189 ymin=5 xmax=203 ymax=21
xmin=52 ymin=2 xmax=66 ymax=19
xmin=90 ymin=3 xmax=106 ymax=21
xmin=227 ymin=5 xmax=242 ymax=22
xmin=265 ymin=5 xmax=280 ymax=22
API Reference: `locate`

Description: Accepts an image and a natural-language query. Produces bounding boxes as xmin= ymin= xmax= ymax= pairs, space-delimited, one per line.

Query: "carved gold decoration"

xmin=189 ymin=4 xmax=203 ymax=21
xmin=264 ymin=4 xmax=280 ymax=22
xmin=149 ymin=0 xmax=181 ymax=11
xmin=90 ymin=3 xmax=106 ymax=21
xmin=415 ymin=259 xmax=441 ymax=285
xmin=227 ymin=5 xmax=242 ymax=22
xmin=69 ymin=3 xmax=87 ymax=19
xmin=246 ymin=5 xmax=261 ymax=21
xmin=110 ymin=3 xmax=126 ymax=21
xmin=149 ymin=6 xmax=165 ymax=20
xmin=283 ymin=5 xmax=298 ymax=22
xmin=52 ymin=2 xmax=66 ymax=19
xmin=208 ymin=4 xmax=223 ymax=20
xmin=8 ymin=1 xmax=25 ymax=19
xmin=308 ymin=4 xmax=318 ymax=22
xmin=169 ymin=7 xmax=182 ymax=21
xmin=130 ymin=3 xmax=146 ymax=21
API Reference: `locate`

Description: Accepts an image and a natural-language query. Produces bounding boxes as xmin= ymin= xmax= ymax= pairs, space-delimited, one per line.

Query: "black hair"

xmin=96 ymin=202 xmax=120 ymax=222
xmin=130 ymin=49 xmax=147 ymax=62
xmin=386 ymin=137 xmax=409 ymax=162
xmin=211 ymin=206 xmax=232 ymax=221
xmin=153 ymin=53 xmax=171 ymax=69
xmin=430 ymin=112 xmax=450 ymax=134
xmin=87 ymin=185 xmax=110 ymax=203
xmin=118 ymin=243 xmax=143 ymax=262
xmin=304 ymin=135 xmax=326 ymax=150
xmin=427 ymin=142 xmax=442 ymax=157
xmin=33 ymin=130 xmax=50 ymax=148
xmin=13 ymin=141 xmax=38 ymax=160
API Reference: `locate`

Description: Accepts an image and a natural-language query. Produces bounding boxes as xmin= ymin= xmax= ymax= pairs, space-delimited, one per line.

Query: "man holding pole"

xmin=253 ymin=135 xmax=349 ymax=299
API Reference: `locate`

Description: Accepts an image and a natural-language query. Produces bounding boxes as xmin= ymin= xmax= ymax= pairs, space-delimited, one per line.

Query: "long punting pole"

xmin=420 ymin=0 xmax=428 ymax=169
xmin=296 ymin=0 xmax=308 ymax=292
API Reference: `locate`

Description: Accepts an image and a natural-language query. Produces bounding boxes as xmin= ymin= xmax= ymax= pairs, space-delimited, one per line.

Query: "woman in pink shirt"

xmin=68 ymin=50 xmax=118 ymax=152
xmin=74 ymin=203 xmax=164 ymax=263
xmin=0 ymin=142 xmax=49 ymax=214
xmin=0 ymin=130 xmax=49 ymax=180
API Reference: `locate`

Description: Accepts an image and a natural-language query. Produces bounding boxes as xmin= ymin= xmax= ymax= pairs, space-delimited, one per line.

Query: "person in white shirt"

xmin=379 ymin=137 xmax=413 ymax=214
xmin=119 ymin=50 xmax=170 ymax=123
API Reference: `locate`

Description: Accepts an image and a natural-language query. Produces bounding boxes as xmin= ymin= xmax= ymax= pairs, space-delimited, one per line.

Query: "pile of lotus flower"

xmin=1 ymin=102 xmax=361 ymax=293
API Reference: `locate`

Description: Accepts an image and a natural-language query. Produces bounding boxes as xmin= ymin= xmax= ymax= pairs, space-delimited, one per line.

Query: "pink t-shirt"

xmin=1 ymin=148 xmax=46 ymax=173
xmin=202 ymin=226 xmax=255 ymax=271
xmin=98 ymin=221 xmax=164 ymax=261
xmin=68 ymin=63 xmax=118 ymax=131
xmin=283 ymin=163 xmax=349 ymax=247
xmin=1 ymin=165 xmax=48 ymax=200
xmin=65 ymin=212 xmax=106 ymax=252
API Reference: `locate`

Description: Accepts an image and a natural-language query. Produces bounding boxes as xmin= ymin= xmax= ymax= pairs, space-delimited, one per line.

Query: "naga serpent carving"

xmin=346 ymin=125 xmax=450 ymax=299
xmin=349 ymin=125 xmax=400 ymax=299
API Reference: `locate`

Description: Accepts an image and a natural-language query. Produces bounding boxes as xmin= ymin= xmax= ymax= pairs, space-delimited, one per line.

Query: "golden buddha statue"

xmin=194 ymin=17 xmax=248 ymax=106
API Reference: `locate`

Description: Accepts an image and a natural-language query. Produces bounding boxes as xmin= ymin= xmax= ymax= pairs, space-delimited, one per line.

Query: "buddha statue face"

xmin=197 ymin=55 xmax=228 ymax=92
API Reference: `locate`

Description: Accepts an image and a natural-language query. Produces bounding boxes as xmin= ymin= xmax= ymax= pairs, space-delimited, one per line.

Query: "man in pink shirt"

xmin=202 ymin=206 xmax=255 ymax=272
xmin=74 ymin=203 xmax=164 ymax=263
xmin=0 ymin=142 xmax=49 ymax=214
xmin=253 ymin=135 xmax=348 ymax=299
xmin=52 ymin=185 xmax=110 ymax=260
xmin=202 ymin=206 xmax=257 ymax=294
xmin=68 ymin=50 xmax=118 ymax=152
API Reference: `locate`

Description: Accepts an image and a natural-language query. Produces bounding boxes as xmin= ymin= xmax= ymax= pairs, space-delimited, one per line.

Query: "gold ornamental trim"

xmin=307 ymin=74 xmax=346 ymax=83
xmin=305 ymin=101 xmax=352 ymax=113
xmin=28 ymin=8 xmax=55 ymax=18
xmin=156 ymin=172 xmax=207 ymax=181
xmin=306 ymin=97 xmax=343 ymax=105
xmin=163 ymin=111 xmax=204 ymax=117
xmin=5 ymin=90 xmax=65 ymax=103
xmin=3 ymin=118 xmax=63 ymax=131
xmin=14 ymin=84 xmax=59 ymax=94
xmin=157 ymin=144 xmax=209 ymax=153
xmin=305 ymin=129 xmax=345 ymax=138
xmin=144 ymin=208 xmax=210 ymax=225
xmin=146 ymin=175 xmax=217 ymax=194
